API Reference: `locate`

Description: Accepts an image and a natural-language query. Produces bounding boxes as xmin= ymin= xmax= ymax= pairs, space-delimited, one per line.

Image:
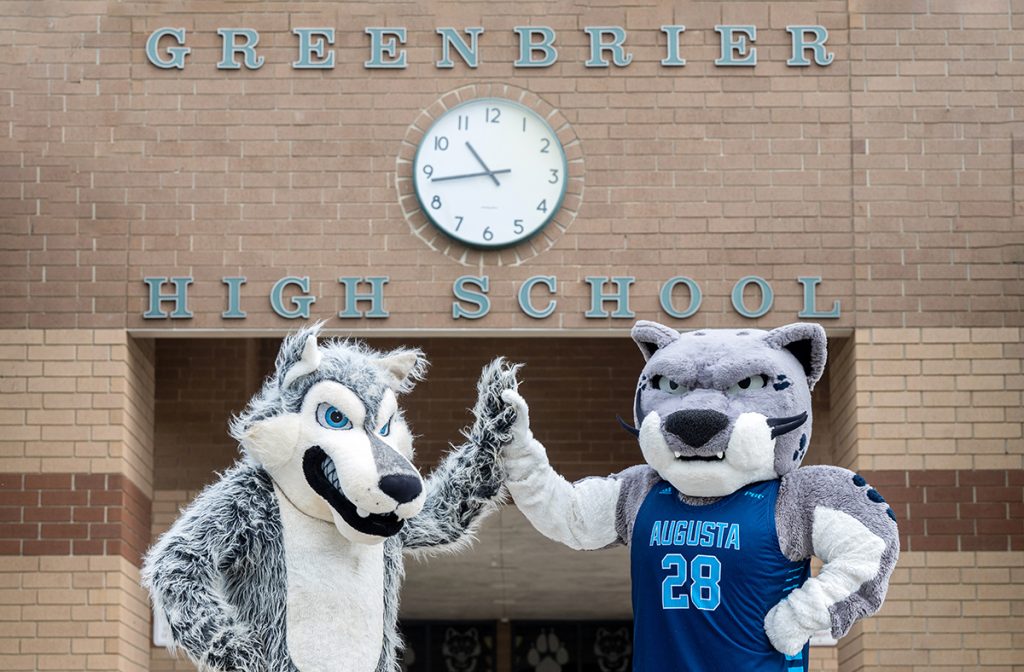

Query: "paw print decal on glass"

xmin=527 ymin=630 xmax=571 ymax=672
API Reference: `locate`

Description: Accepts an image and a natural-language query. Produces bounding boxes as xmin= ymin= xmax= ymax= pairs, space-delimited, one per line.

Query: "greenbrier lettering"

xmin=145 ymin=25 xmax=834 ymax=71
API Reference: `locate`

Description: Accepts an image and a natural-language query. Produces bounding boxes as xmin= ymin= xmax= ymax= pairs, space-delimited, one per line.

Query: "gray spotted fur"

xmin=776 ymin=465 xmax=900 ymax=638
xmin=143 ymin=329 xmax=519 ymax=672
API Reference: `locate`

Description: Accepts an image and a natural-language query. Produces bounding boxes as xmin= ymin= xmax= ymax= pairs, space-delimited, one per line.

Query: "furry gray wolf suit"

xmin=142 ymin=325 xmax=519 ymax=672
xmin=500 ymin=321 xmax=899 ymax=672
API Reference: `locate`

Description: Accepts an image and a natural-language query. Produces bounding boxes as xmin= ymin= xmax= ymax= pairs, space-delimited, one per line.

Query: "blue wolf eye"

xmin=316 ymin=403 xmax=352 ymax=430
xmin=380 ymin=418 xmax=392 ymax=437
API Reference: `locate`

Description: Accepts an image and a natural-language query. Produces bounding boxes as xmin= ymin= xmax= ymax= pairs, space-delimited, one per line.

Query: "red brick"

xmin=958 ymin=470 xmax=1007 ymax=486
xmin=961 ymin=536 xmax=1008 ymax=552
xmin=975 ymin=487 xmax=1022 ymax=503
xmin=0 ymin=474 xmax=24 ymax=489
xmin=959 ymin=502 xmax=1008 ymax=519
xmin=0 ymin=491 xmax=39 ymax=506
xmin=72 ymin=539 xmax=104 ymax=554
xmin=909 ymin=470 xmax=957 ymax=486
xmin=40 ymin=523 xmax=87 ymax=539
xmin=860 ymin=470 xmax=907 ymax=486
xmin=925 ymin=518 xmax=974 ymax=535
xmin=24 ymin=474 xmax=72 ymax=490
xmin=23 ymin=507 xmax=71 ymax=522
xmin=910 ymin=535 xmax=958 ymax=551
xmin=89 ymin=523 xmax=121 ymax=539
xmin=23 ymin=539 xmax=70 ymax=555
xmin=976 ymin=519 xmax=1023 ymax=535
xmin=909 ymin=502 xmax=957 ymax=519
xmin=73 ymin=474 xmax=108 ymax=490
xmin=40 ymin=490 xmax=88 ymax=506
xmin=0 ymin=523 xmax=38 ymax=539
xmin=926 ymin=486 xmax=973 ymax=503
xmin=72 ymin=507 xmax=105 ymax=522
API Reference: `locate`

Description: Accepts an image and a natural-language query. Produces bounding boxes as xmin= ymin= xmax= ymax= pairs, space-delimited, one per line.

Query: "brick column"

xmin=0 ymin=330 xmax=155 ymax=672
xmin=827 ymin=328 xmax=1023 ymax=672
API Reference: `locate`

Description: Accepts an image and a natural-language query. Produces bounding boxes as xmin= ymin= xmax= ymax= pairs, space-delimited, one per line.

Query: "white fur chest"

xmin=274 ymin=484 xmax=385 ymax=672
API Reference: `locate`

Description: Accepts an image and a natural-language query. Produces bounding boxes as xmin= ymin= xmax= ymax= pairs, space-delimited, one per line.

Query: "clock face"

xmin=413 ymin=98 xmax=568 ymax=249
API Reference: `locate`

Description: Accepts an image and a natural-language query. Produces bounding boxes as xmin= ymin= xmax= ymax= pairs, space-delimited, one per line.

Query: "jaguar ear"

xmin=764 ymin=323 xmax=827 ymax=389
xmin=631 ymin=320 xmax=680 ymax=361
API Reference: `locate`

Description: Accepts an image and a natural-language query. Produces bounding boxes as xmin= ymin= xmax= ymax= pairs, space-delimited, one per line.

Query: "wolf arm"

xmin=399 ymin=359 xmax=520 ymax=555
xmin=765 ymin=465 xmax=900 ymax=655
xmin=498 ymin=391 xmax=658 ymax=550
xmin=141 ymin=466 xmax=269 ymax=672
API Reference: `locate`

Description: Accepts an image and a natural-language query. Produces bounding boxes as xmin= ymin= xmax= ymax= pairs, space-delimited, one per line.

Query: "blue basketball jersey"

xmin=630 ymin=478 xmax=810 ymax=672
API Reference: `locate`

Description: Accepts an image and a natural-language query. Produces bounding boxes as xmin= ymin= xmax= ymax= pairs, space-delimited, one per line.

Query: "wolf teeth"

xmin=356 ymin=507 xmax=370 ymax=518
xmin=715 ymin=452 xmax=724 ymax=460
xmin=321 ymin=458 xmax=340 ymax=488
xmin=674 ymin=451 xmax=682 ymax=458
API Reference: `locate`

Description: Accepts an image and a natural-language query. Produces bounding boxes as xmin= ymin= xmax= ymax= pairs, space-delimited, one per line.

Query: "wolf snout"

xmin=378 ymin=474 xmax=423 ymax=504
xmin=664 ymin=410 xmax=729 ymax=447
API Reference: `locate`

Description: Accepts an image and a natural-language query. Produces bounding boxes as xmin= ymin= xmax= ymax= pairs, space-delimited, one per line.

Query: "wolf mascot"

xmin=142 ymin=325 xmax=518 ymax=672
xmin=501 ymin=321 xmax=899 ymax=672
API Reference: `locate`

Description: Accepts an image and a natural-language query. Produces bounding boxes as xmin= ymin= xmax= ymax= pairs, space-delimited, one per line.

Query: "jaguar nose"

xmin=664 ymin=410 xmax=729 ymax=448
xmin=378 ymin=474 xmax=423 ymax=504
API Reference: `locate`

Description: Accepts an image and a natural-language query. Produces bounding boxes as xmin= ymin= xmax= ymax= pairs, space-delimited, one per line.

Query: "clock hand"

xmin=432 ymin=169 xmax=512 ymax=183
xmin=465 ymin=141 xmax=501 ymax=187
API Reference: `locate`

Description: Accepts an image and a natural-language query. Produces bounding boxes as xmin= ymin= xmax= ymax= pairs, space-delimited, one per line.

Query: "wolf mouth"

xmin=301 ymin=446 xmax=405 ymax=538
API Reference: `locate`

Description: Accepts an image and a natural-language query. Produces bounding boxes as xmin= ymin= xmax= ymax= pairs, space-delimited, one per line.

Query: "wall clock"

xmin=412 ymin=98 xmax=568 ymax=249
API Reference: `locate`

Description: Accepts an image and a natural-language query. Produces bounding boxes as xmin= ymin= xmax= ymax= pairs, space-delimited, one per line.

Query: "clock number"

xmin=522 ymin=117 xmax=527 ymax=132
xmin=513 ymin=219 xmax=524 ymax=235
xmin=540 ymin=138 xmax=550 ymax=154
xmin=434 ymin=136 xmax=449 ymax=151
xmin=548 ymin=169 xmax=559 ymax=184
xmin=537 ymin=199 xmax=548 ymax=214
xmin=454 ymin=216 xmax=464 ymax=231
xmin=458 ymin=115 xmax=469 ymax=131
xmin=485 ymin=107 xmax=501 ymax=124
xmin=482 ymin=227 xmax=494 ymax=241
xmin=422 ymin=164 xmax=434 ymax=179
xmin=431 ymin=195 xmax=442 ymax=210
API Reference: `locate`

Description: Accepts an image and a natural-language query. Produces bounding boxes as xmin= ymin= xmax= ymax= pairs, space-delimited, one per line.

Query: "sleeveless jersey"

xmin=630 ymin=478 xmax=810 ymax=672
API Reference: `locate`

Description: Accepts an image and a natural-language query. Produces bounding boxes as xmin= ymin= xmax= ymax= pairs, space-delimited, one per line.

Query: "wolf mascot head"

xmin=229 ymin=323 xmax=429 ymax=544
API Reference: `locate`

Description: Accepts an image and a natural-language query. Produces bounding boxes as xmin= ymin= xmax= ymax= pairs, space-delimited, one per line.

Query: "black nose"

xmin=378 ymin=474 xmax=423 ymax=504
xmin=664 ymin=410 xmax=730 ymax=447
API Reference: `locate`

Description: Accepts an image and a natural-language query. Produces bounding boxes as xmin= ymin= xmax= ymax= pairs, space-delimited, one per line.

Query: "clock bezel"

xmin=412 ymin=97 xmax=569 ymax=251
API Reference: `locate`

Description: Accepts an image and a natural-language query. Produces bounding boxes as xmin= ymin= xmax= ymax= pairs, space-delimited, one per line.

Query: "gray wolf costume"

xmin=501 ymin=321 xmax=899 ymax=663
xmin=142 ymin=325 xmax=518 ymax=672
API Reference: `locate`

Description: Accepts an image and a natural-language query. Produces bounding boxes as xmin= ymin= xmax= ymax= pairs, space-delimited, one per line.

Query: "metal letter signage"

xmin=143 ymin=25 xmax=833 ymax=71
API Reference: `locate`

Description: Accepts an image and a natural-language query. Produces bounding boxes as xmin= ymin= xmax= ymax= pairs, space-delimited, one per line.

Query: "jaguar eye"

xmin=379 ymin=418 xmax=392 ymax=437
xmin=316 ymin=403 xmax=353 ymax=430
xmin=727 ymin=374 xmax=769 ymax=395
xmin=653 ymin=375 xmax=685 ymax=395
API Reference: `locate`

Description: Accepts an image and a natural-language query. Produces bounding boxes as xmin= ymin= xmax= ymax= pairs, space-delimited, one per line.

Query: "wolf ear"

xmin=764 ymin=323 xmax=827 ymax=389
xmin=278 ymin=325 xmax=323 ymax=389
xmin=375 ymin=348 xmax=428 ymax=394
xmin=631 ymin=320 xmax=680 ymax=361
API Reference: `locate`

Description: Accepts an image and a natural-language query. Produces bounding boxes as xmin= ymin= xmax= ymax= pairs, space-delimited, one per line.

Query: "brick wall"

xmin=0 ymin=330 xmax=155 ymax=672
xmin=1 ymin=1 xmax=1019 ymax=331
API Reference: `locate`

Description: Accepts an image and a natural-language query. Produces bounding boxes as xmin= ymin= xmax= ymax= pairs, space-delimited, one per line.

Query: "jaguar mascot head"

xmin=625 ymin=321 xmax=826 ymax=497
